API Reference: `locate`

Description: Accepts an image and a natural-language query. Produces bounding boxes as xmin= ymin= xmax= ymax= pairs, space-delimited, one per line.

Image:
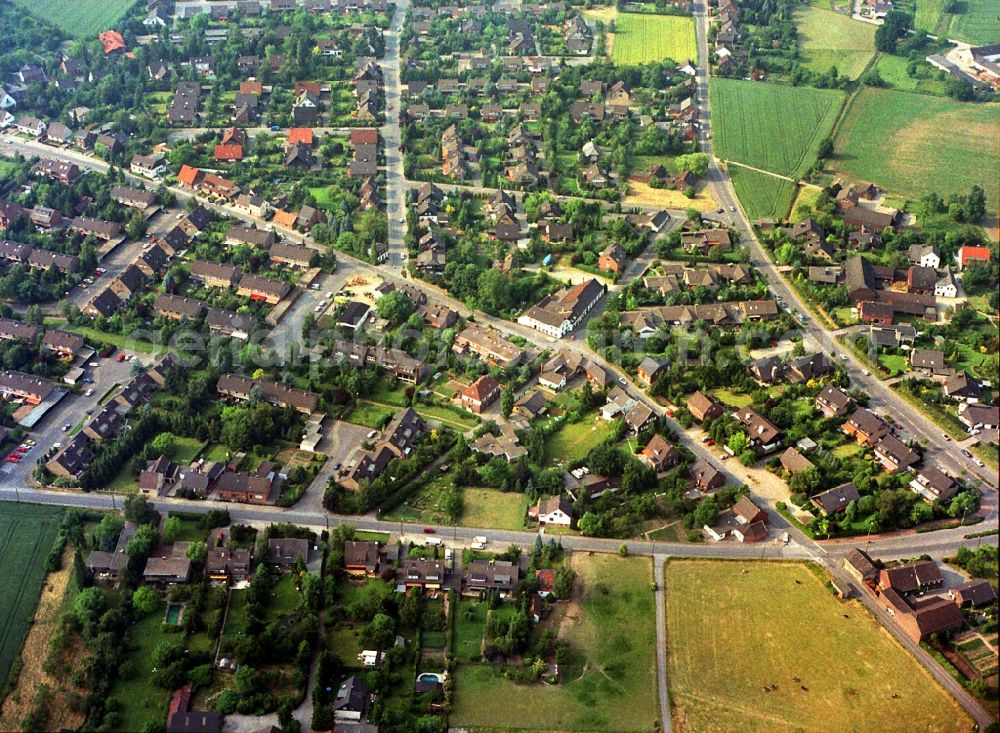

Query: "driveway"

xmin=295 ymin=420 xmax=372 ymax=514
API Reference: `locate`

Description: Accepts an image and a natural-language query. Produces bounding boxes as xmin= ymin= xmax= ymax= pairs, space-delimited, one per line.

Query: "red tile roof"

xmin=213 ymin=144 xmax=243 ymax=161
xmin=99 ymin=30 xmax=126 ymax=55
xmin=351 ymin=128 xmax=378 ymax=146
xmin=462 ymin=375 xmax=500 ymax=402
xmin=288 ymin=128 xmax=314 ymax=146
xmin=177 ymin=164 xmax=201 ymax=187
xmin=239 ymin=81 xmax=263 ymax=94
xmin=960 ymin=245 xmax=991 ymax=266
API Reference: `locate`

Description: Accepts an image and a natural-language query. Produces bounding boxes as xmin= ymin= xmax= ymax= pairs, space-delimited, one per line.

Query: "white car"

xmin=325 ymin=291 xmax=334 ymax=299
xmin=88 ymin=361 xmax=99 ymax=367
xmin=85 ymin=388 xmax=94 ymax=396
xmin=366 ymin=430 xmax=379 ymax=439
xmin=52 ymin=442 xmax=63 ymax=449
xmin=314 ymin=305 xmax=323 ymax=313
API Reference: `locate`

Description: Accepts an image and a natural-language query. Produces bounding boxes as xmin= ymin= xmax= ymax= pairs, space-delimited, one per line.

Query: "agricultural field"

xmin=728 ymin=166 xmax=798 ymax=221
xmin=711 ymin=79 xmax=844 ymax=179
xmin=11 ymin=0 xmax=138 ymax=39
xmin=612 ymin=13 xmax=697 ymax=66
xmin=664 ymin=560 xmax=973 ymax=733
xmin=796 ymin=4 xmax=876 ymax=79
xmin=0 ymin=503 xmax=64 ymax=694
xmin=451 ymin=554 xmax=658 ymax=731
xmin=915 ymin=0 xmax=995 ymax=44
xmin=832 ymin=88 xmax=1000 ymax=210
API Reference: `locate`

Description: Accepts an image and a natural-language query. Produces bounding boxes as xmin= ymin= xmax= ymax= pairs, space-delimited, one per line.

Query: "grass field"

xmin=789 ymin=186 xmax=823 ymax=221
xmin=460 ymin=488 xmax=529 ymax=531
xmin=711 ymin=79 xmax=844 ymax=179
xmin=11 ymin=0 xmax=138 ymax=38
xmin=872 ymin=54 xmax=948 ymax=96
xmin=832 ymin=88 xmax=999 ymax=209
xmin=0 ymin=504 xmax=64 ymax=696
xmin=451 ymin=554 xmax=658 ymax=731
xmin=915 ymin=0 xmax=995 ymax=44
xmin=543 ymin=415 xmax=617 ymax=466
xmin=796 ymin=5 xmax=876 ymax=79
xmin=612 ymin=13 xmax=697 ymax=65
xmin=664 ymin=560 xmax=973 ymax=733
xmin=728 ymin=166 xmax=798 ymax=221
xmin=624 ymin=178 xmax=719 ymax=211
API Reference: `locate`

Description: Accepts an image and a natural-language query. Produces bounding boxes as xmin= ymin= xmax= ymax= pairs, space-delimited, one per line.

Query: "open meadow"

xmin=0 ymin=504 xmax=64 ymax=692
xmin=832 ymin=88 xmax=999 ymax=209
xmin=11 ymin=0 xmax=138 ymax=39
xmin=796 ymin=3 xmax=875 ymax=79
xmin=710 ymin=79 xmax=844 ymax=179
xmin=727 ymin=165 xmax=798 ymax=221
xmin=914 ymin=0 xmax=995 ymax=44
xmin=612 ymin=13 xmax=697 ymax=65
xmin=451 ymin=554 xmax=658 ymax=732
xmin=664 ymin=560 xmax=974 ymax=733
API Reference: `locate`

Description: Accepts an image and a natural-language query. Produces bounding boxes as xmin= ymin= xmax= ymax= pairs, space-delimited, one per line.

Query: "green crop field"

xmin=915 ymin=0 xmax=996 ymax=44
xmin=832 ymin=88 xmax=999 ymax=209
xmin=796 ymin=5 xmax=876 ymax=79
xmin=612 ymin=13 xmax=697 ymax=65
xmin=0 ymin=504 xmax=64 ymax=689
xmin=711 ymin=79 xmax=844 ymax=179
xmin=451 ymin=554 xmax=658 ymax=731
xmin=11 ymin=0 xmax=139 ymax=39
xmin=728 ymin=166 xmax=797 ymax=221
xmin=664 ymin=560 xmax=973 ymax=733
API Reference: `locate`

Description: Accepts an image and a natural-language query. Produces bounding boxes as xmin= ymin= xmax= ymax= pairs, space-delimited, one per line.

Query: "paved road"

xmin=381 ymin=0 xmax=409 ymax=274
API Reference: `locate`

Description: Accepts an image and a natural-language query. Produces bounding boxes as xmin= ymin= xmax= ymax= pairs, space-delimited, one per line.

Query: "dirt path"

xmin=0 ymin=548 xmax=85 ymax=732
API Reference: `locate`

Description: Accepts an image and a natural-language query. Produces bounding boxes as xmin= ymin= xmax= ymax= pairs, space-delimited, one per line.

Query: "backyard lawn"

xmin=451 ymin=554 xmax=658 ymax=731
xmin=543 ymin=415 xmax=617 ymax=466
xmin=460 ymin=488 xmax=529 ymax=531
xmin=664 ymin=560 xmax=972 ymax=733
xmin=878 ymin=353 xmax=909 ymax=377
xmin=612 ymin=13 xmax=697 ymax=65
xmin=345 ymin=401 xmax=396 ymax=429
xmin=110 ymin=612 xmax=173 ymax=733
xmin=709 ymin=387 xmax=752 ymax=408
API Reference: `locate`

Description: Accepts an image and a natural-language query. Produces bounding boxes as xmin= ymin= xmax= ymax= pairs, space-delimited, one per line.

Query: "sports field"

xmin=451 ymin=554 xmax=658 ymax=731
xmin=664 ymin=560 xmax=973 ymax=733
xmin=612 ymin=13 xmax=697 ymax=65
xmin=728 ymin=166 xmax=797 ymax=221
xmin=11 ymin=0 xmax=138 ymax=38
xmin=0 ymin=503 xmax=64 ymax=689
xmin=710 ymin=79 xmax=844 ymax=179
xmin=915 ymin=0 xmax=995 ymax=44
xmin=796 ymin=5 xmax=875 ymax=79
xmin=833 ymin=88 xmax=999 ymax=208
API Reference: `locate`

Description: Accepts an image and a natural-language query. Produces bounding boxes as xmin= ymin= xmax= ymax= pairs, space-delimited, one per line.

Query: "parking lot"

xmin=2 ymin=350 xmax=150 ymax=486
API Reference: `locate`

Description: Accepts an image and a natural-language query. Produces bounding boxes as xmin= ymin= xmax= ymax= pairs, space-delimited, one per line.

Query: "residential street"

xmin=1 ymin=6 xmax=998 ymax=729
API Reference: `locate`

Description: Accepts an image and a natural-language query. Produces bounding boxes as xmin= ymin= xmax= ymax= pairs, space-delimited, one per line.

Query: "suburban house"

xmin=344 ymin=541 xmax=383 ymax=577
xmin=267 ymin=538 xmax=310 ymax=567
xmin=842 ymin=408 xmax=890 ymax=446
xmin=533 ymin=496 xmax=573 ymax=526
xmin=517 ymin=278 xmax=606 ymax=338
xmin=732 ymin=407 xmax=782 ymax=453
xmin=639 ymin=434 xmax=678 ymax=473
xmin=459 ymin=375 xmax=501 ymax=414
xmin=687 ymin=391 xmax=724 ymax=422
xmin=690 ymin=459 xmax=725 ymax=493
xmin=464 ymin=560 xmax=520 ymax=597
xmin=810 ymin=482 xmax=860 ymax=516
xmin=909 ymin=467 xmax=958 ymax=503
xmin=879 ymin=560 xmax=944 ymax=597
xmin=873 ymin=435 xmax=919 ymax=473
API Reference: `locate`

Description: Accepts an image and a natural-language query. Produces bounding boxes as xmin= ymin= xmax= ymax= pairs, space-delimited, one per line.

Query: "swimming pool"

xmin=417 ymin=673 xmax=441 ymax=684
xmin=164 ymin=602 xmax=183 ymax=625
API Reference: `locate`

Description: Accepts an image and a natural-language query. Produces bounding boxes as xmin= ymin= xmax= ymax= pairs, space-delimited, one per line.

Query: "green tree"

xmin=693 ymin=497 xmax=718 ymax=528
xmin=186 ymin=541 xmax=207 ymax=565
xmin=499 ymin=382 xmax=514 ymax=418
xmin=375 ymin=290 xmax=413 ymax=324
xmin=124 ymin=494 xmax=159 ymax=525
xmin=163 ymin=516 xmax=182 ymax=543
xmin=151 ymin=432 xmax=177 ymax=458
xmin=132 ymin=587 xmax=160 ymax=616
xmin=360 ymin=612 xmax=396 ymax=649
xmin=675 ymin=152 xmax=709 ymax=177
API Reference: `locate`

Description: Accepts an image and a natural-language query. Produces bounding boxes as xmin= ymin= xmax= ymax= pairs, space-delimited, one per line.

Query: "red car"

xmin=666 ymin=410 xmax=675 ymax=418
xmin=706 ymin=439 xmax=716 ymax=447
xmin=16 ymin=446 xmax=27 ymax=453
xmin=7 ymin=453 xmax=21 ymax=462
xmin=117 ymin=352 xmax=126 ymax=362
xmin=768 ymin=339 xmax=778 ymax=347
xmin=422 ymin=527 xmax=436 ymax=534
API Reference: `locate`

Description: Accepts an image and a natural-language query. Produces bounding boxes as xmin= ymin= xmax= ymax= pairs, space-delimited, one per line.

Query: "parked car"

xmin=961 ymin=449 xmax=973 ymax=458
xmin=422 ymin=527 xmax=436 ymax=534
xmin=117 ymin=353 xmax=126 ymax=362
xmin=366 ymin=430 xmax=379 ymax=439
